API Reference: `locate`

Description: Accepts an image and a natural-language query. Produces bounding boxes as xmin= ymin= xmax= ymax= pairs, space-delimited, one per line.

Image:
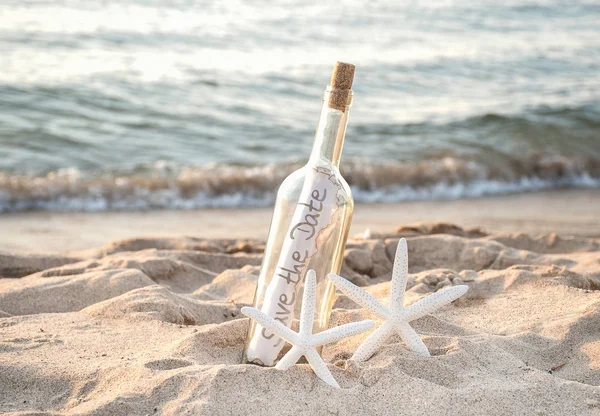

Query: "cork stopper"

xmin=330 ymin=62 xmax=355 ymax=90
xmin=327 ymin=61 xmax=355 ymax=112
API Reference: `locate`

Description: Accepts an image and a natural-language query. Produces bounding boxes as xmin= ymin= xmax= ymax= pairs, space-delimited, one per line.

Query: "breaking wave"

xmin=1 ymin=154 xmax=599 ymax=212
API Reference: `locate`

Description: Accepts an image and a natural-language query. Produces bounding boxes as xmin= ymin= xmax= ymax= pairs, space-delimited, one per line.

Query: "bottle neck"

xmin=308 ymin=89 xmax=352 ymax=168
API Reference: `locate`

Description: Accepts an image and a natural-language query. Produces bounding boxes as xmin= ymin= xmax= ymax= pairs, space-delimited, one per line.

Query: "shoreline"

xmin=1 ymin=188 xmax=599 ymax=252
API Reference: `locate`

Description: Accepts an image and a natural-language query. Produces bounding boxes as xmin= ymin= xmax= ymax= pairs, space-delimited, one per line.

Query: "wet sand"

xmin=1 ymin=189 xmax=599 ymax=252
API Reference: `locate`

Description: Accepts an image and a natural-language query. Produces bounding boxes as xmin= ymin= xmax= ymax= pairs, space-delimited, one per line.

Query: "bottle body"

xmin=244 ymin=64 xmax=356 ymax=366
xmin=244 ymin=90 xmax=355 ymax=366
xmin=244 ymin=163 xmax=354 ymax=366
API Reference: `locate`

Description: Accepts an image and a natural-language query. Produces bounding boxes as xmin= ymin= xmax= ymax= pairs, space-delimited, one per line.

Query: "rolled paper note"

xmin=246 ymin=164 xmax=343 ymax=366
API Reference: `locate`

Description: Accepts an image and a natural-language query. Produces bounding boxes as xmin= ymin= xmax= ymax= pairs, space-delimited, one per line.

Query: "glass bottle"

xmin=244 ymin=62 xmax=356 ymax=366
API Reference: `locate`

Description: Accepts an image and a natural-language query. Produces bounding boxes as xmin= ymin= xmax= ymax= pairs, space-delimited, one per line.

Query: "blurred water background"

xmin=1 ymin=0 xmax=599 ymax=212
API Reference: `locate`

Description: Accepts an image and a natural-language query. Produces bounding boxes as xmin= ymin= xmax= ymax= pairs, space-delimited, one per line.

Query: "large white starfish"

xmin=328 ymin=238 xmax=468 ymax=362
xmin=241 ymin=269 xmax=374 ymax=388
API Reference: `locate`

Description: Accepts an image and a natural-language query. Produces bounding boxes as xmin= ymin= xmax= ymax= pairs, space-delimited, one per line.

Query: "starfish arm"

xmin=390 ymin=238 xmax=409 ymax=312
xmin=275 ymin=345 xmax=304 ymax=370
xmin=309 ymin=320 xmax=375 ymax=346
xmin=299 ymin=270 xmax=317 ymax=337
xmin=241 ymin=306 xmax=299 ymax=345
xmin=305 ymin=348 xmax=340 ymax=388
xmin=351 ymin=321 xmax=394 ymax=362
xmin=396 ymin=322 xmax=430 ymax=357
xmin=328 ymin=273 xmax=390 ymax=319
xmin=404 ymin=285 xmax=469 ymax=322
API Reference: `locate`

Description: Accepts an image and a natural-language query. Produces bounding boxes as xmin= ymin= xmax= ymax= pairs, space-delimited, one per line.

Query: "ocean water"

xmin=1 ymin=0 xmax=599 ymax=212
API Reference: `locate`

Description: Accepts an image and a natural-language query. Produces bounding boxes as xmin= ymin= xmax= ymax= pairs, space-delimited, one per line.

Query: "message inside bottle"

xmin=246 ymin=166 xmax=343 ymax=366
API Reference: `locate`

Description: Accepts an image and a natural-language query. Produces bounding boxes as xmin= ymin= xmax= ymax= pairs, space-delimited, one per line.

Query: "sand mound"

xmin=1 ymin=223 xmax=600 ymax=415
xmin=488 ymin=232 xmax=600 ymax=254
xmin=82 ymin=285 xmax=239 ymax=326
xmin=0 ymin=269 xmax=154 ymax=315
xmin=193 ymin=268 xmax=258 ymax=305
xmin=0 ymin=251 xmax=81 ymax=278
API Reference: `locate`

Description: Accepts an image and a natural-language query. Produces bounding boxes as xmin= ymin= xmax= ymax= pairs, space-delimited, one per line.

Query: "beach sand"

xmin=1 ymin=190 xmax=600 ymax=415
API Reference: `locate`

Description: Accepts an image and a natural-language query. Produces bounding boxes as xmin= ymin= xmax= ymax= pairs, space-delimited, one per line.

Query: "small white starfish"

xmin=328 ymin=238 xmax=468 ymax=362
xmin=241 ymin=269 xmax=374 ymax=388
